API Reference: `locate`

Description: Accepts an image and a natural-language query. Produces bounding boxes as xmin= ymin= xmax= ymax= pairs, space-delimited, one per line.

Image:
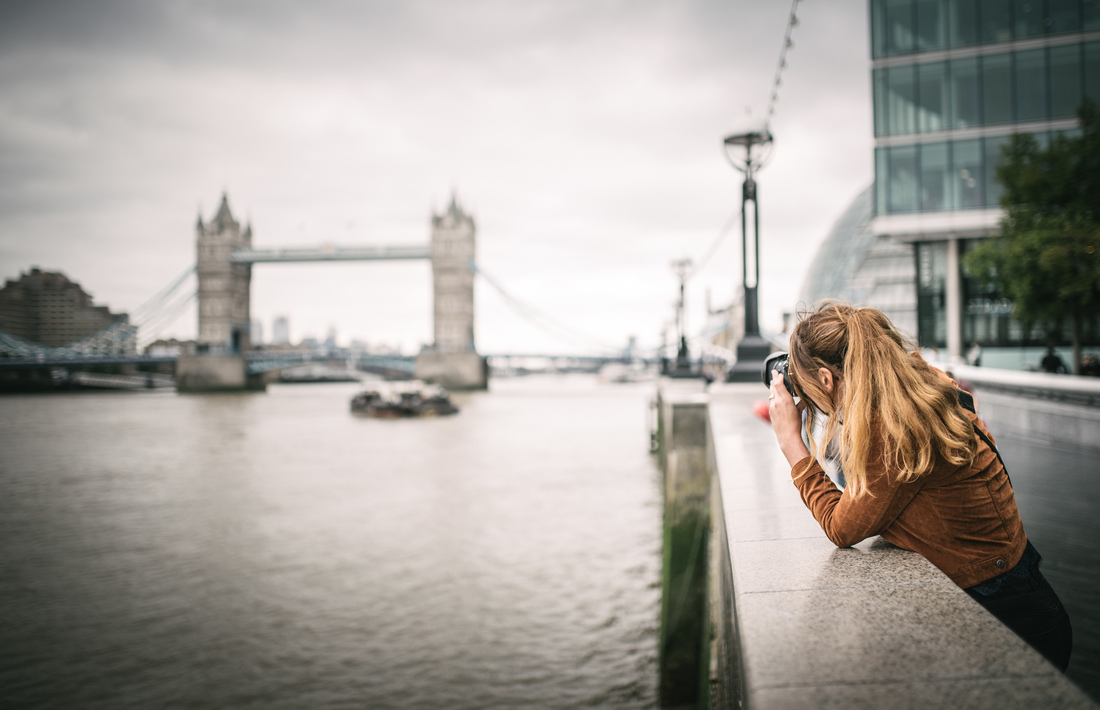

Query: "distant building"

xmin=144 ymin=338 xmax=196 ymax=357
xmin=0 ymin=268 xmax=134 ymax=351
xmin=272 ymin=316 xmax=290 ymax=345
xmin=250 ymin=319 xmax=264 ymax=347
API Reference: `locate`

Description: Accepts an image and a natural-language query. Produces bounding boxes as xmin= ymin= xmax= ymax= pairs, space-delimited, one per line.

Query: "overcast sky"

xmin=0 ymin=0 xmax=872 ymax=355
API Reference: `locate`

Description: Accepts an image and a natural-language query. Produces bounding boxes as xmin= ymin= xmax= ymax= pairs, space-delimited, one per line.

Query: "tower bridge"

xmin=180 ymin=192 xmax=486 ymax=391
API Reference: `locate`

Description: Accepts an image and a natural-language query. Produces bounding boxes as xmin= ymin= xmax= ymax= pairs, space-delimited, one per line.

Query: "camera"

xmin=762 ymin=351 xmax=797 ymax=397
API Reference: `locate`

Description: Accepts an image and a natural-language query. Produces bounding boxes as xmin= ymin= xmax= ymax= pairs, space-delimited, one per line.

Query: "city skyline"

xmin=0 ymin=0 xmax=873 ymax=354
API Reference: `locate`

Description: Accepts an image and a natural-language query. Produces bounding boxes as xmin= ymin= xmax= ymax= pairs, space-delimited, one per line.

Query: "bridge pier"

xmin=176 ymin=354 xmax=265 ymax=392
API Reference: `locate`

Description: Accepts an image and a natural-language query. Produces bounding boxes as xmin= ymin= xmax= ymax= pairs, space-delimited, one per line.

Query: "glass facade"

xmin=873 ymin=0 xmax=1100 ymax=58
xmin=869 ymin=1 xmax=1100 ymax=357
xmin=874 ymin=42 xmax=1100 ymax=138
xmin=872 ymin=132 xmax=1070 ymax=213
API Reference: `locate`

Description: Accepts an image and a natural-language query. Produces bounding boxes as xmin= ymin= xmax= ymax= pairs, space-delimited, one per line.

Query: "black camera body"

xmin=762 ymin=351 xmax=796 ymax=397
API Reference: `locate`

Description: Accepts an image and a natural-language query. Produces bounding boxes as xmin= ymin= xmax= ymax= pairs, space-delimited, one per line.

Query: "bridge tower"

xmin=196 ymin=193 xmax=252 ymax=353
xmin=415 ymin=195 xmax=488 ymax=390
xmin=178 ymin=193 xmax=258 ymax=391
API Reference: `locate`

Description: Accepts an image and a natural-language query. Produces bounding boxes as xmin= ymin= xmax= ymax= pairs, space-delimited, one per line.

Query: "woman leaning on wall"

xmin=767 ymin=301 xmax=1072 ymax=671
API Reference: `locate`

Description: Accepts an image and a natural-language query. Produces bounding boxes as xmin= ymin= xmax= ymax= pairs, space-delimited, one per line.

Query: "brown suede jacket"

xmin=790 ymin=409 xmax=1026 ymax=589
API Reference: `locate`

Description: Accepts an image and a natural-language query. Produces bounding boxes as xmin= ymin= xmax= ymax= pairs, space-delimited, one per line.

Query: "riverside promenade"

xmin=658 ymin=380 xmax=1097 ymax=709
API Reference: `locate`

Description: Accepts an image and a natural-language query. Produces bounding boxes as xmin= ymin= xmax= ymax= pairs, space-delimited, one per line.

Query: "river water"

xmin=0 ymin=376 xmax=663 ymax=709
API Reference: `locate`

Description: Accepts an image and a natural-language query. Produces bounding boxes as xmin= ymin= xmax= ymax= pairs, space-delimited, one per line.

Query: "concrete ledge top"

xmin=702 ymin=382 xmax=1097 ymax=709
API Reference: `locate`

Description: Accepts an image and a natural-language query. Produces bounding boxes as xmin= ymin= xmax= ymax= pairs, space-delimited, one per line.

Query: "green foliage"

xmin=961 ymin=100 xmax=1100 ymax=367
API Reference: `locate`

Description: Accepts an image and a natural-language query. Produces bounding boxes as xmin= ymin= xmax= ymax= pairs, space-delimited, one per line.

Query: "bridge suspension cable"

xmin=470 ymin=262 xmax=624 ymax=354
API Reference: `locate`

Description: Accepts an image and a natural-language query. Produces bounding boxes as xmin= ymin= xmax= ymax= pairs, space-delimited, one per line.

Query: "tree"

xmin=962 ymin=100 xmax=1100 ymax=373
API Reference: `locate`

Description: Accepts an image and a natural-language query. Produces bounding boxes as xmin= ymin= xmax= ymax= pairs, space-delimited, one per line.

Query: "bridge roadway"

xmin=658 ymin=372 xmax=1100 ymax=708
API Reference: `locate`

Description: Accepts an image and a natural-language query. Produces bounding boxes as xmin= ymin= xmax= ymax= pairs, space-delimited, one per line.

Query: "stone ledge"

xmin=704 ymin=382 xmax=1097 ymax=709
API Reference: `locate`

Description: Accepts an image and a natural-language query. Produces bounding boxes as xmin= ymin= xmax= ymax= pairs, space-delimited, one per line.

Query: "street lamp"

xmin=669 ymin=258 xmax=693 ymax=376
xmin=723 ymin=126 xmax=774 ymax=382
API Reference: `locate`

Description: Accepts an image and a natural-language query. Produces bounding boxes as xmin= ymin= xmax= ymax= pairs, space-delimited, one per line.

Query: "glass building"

xmin=869 ymin=0 xmax=1100 ymax=367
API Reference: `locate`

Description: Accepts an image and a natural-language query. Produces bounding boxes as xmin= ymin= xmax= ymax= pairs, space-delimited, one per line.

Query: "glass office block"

xmin=888 ymin=145 xmax=920 ymax=213
xmin=949 ymin=56 xmax=981 ymax=127
xmin=1015 ymin=48 xmax=1048 ymax=121
xmin=920 ymin=142 xmax=952 ymax=211
xmin=918 ymin=62 xmax=949 ymax=132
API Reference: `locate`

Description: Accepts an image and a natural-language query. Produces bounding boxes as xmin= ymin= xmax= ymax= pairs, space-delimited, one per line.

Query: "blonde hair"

xmin=788 ymin=301 xmax=976 ymax=498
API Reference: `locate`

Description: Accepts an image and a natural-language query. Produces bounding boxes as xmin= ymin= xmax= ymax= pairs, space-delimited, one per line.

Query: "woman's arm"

xmin=768 ymin=373 xmax=919 ymax=547
xmin=792 ymin=451 xmax=920 ymax=548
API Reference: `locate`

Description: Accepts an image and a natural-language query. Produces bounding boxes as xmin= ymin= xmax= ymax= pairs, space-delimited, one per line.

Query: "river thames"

xmin=0 ymin=376 xmax=663 ymax=709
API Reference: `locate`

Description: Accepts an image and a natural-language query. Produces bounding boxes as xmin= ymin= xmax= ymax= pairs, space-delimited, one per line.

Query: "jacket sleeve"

xmin=790 ymin=448 xmax=922 ymax=548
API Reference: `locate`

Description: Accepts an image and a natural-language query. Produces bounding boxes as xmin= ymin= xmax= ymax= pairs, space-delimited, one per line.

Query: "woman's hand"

xmin=769 ymin=373 xmax=810 ymax=467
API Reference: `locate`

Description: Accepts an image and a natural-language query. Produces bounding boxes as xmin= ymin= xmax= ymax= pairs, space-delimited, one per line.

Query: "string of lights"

xmin=765 ymin=0 xmax=803 ymax=127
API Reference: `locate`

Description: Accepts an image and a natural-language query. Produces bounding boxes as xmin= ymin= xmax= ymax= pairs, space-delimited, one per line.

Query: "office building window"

xmin=888 ymin=145 xmax=920 ymax=212
xmin=949 ymin=0 xmax=981 ymax=46
xmin=1015 ymin=48 xmax=1048 ymax=121
xmin=916 ymin=241 xmax=949 ymax=347
xmin=1013 ymin=0 xmax=1044 ymax=38
xmin=982 ymin=52 xmax=1014 ymax=124
xmin=887 ymin=0 xmax=918 ymax=55
xmin=983 ymin=134 xmax=1011 ymax=206
xmin=1050 ymin=0 xmax=1082 ymax=32
xmin=1050 ymin=44 xmax=1083 ymax=118
xmin=982 ymin=0 xmax=1014 ymax=43
xmin=876 ymin=148 xmax=890 ymax=214
xmin=1086 ymin=42 xmax=1100 ymax=101
xmin=949 ymin=56 xmax=981 ymax=127
xmin=874 ymin=68 xmax=888 ymax=136
xmin=917 ymin=0 xmax=947 ymax=50
xmin=953 ymin=138 xmax=984 ymax=208
xmin=888 ymin=65 xmax=919 ymax=134
xmin=1087 ymin=0 xmax=1100 ymax=29
xmin=918 ymin=61 xmax=949 ymax=131
xmin=920 ymin=142 xmax=952 ymax=210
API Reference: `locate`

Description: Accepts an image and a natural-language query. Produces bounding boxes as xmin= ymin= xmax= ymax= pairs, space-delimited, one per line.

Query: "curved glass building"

xmin=800 ymin=186 xmax=918 ymax=339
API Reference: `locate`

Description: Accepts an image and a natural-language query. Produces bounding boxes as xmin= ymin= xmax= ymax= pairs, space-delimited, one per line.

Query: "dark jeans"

xmin=965 ymin=562 xmax=1073 ymax=672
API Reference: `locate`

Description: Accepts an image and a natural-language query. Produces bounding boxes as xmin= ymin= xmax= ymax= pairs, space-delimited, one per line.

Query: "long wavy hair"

xmin=788 ymin=301 xmax=977 ymax=498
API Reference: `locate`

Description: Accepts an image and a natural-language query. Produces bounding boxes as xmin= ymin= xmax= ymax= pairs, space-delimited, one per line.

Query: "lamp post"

xmin=723 ymin=127 xmax=774 ymax=382
xmin=669 ymin=258 xmax=693 ymax=376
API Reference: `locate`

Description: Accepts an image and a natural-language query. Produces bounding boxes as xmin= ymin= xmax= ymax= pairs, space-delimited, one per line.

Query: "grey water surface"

xmin=0 ymin=376 xmax=662 ymax=709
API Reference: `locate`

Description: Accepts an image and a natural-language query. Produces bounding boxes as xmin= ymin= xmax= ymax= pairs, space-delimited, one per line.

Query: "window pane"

xmin=982 ymin=0 xmax=1013 ymax=42
xmin=1086 ymin=0 xmax=1100 ymax=30
xmin=1015 ymin=48 xmax=1048 ymax=121
xmin=917 ymin=0 xmax=946 ymax=50
xmin=888 ymin=145 xmax=919 ymax=213
xmin=887 ymin=65 xmax=918 ymax=134
xmin=983 ymin=134 xmax=1011 ymax=206
xmin=952 ymin=138 xmax=983 ymax=209
xmin=1050 ymin=44 xmax=1083 ymax=119
xmin=949 ymin=57 xmax=981 ymax=127
xmin=872 ymin=0 xmax=887 ymax=58
xmin=886 ymin=0 xmax=917 ymax=54
xmin=918 ymin=62 xmax=948 ymax=132
xmin=916 ymin=241 xmax=948 ymax=348
xmin=920 ymin=142 xmax=951 ymax=211
xmin=874 ymin=68 xmax=888 ymax=136
xmin=1048 ymin=0 xmax=1082 ymax=33
xmin=876 ymin=148 xmax=889 ymax=215
xmin=948 ymin=0 xmax=980 ymax=46
xmin=1013 ymin=0 xmax=1044 ymax=37
xmin=982 ymin=53 xmax=1014 ymax=123
xmin=1086 ymin=41 xmax=1100 ymax=102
